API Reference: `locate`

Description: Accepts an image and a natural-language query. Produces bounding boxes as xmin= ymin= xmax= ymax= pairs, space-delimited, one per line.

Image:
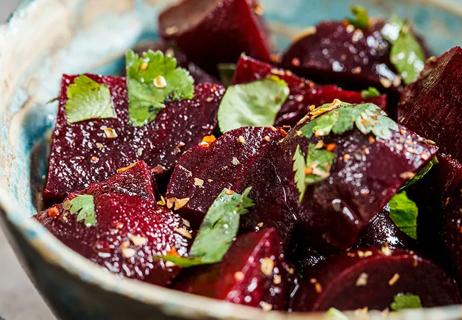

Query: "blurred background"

xmin=1 ymin=2 xmax=55 ymax=319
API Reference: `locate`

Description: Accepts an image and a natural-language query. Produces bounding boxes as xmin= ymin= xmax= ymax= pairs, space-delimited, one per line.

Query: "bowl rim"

xmin=1 ymin=1 xmax=462 ymax=319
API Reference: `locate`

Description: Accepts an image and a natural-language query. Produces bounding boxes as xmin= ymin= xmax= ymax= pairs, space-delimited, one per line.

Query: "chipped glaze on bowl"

xmin=1 ymin=0 xmax=462 ymax=319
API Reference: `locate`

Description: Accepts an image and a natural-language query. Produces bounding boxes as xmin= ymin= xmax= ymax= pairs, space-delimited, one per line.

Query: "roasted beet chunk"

xmin=442 ymin=185 xmax=462 ymax=288
xmin=276 ymin=101 xmax=437 ymax=251
xmin=158 ymin=0 xmax=271 ymax=73
xmin=174 ymin=228 xmax=290 ymax=310
xmin=399 ymin=47 xmax=462 ymax=165
xmin=43 ymin=74 xmax=224 ymax=203
xmin=133 ymin=41 xmax=219 ymax=84
xmin=281 ymin=21 xmax=400 ymax=91
xmin=166 ymin=127 xmax=285 ymax=226
xmin=233 ymin=55 xmax=387 ymax=127
xmin=292 ymin=248 xmax=460 ymax=311
xmin=356 ymin=207 xmax=414 ymax=250
xmin=35 ymin=162 xmax=191 ymax=286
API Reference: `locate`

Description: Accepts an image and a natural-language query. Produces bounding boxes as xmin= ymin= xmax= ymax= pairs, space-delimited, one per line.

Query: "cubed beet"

xmin=166 ymin=127 xmax=285 ymax=227
xmin=292 ymin=248 xmax=460 ymax=311
xmin=43 ymin=74 xmax=224 ymax=203
xmin=174 ymin=228 xmax=291 ymax=310
xmin=399 ymin=47 xmax=462 ymax=167
xmin=158 ymin=0 xmax=272 ymax=73
xmin=233 ymin=55 xmax=387 ymax=127
xmin=36 ymin=162 xmax=191 ymax=286
xmin=281 ymin=21 xmax=400 ymax=91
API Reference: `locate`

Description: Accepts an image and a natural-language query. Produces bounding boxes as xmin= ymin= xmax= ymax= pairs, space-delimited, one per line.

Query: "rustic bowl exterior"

xmin=1 ymin=0 xmax=462 ymax=319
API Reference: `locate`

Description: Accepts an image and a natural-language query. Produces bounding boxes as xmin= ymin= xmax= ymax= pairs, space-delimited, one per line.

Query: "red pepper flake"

xmin=325 ymin=143 xmax=336 ymax=152
xmin=304 ymin=168 xmax=313 ymax=175
xmin=47 ymin=206 xmax=60 ymax=218
xmin=279 ymin=128 xmax=288 ymax=137
xmin=116 ymin=162 xmax=137 ymax=173
xmin=201 ymin=135 xmax=216 ymax=146
xmin=225 ymin=189 xmax=235 ymax=195
xmin=291 ymin=57 xmax=301 ymax=67
xmin=388 ymin=273 xmax=400 ymax=286
xmin=400 ymin=171 xmax=416 ymax=180
xmin=368 ymin=135 xmax=376 ymax=144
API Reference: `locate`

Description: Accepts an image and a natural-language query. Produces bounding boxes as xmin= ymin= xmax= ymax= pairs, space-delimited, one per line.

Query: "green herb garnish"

xmin=126 ymin=50 xmax=194 ymax=127
xmin=63 ymin=194 xmax=96 ymax=227
xmin=349 ymin=5 xmax=370 ymax=29
xmin=382 ymin=16 xmax=425 ymax=84
xmin=217 ymin=63 xmax=237 ymax=87
xmin=388 ymin=191 xmax=418 ymax=239
xmin=65 ymin=75 xmax=116 ymax=124
xmin=293 ymin=143 xmax=336 ymax=201
xmin=160 ymin=188 xmax=254 ymax=267
xmin=361 ymin=87 xmax=381 ymax=99
xmin=402 ymin=157 xmax=438 ymax=190
xmin=390 ymin=293 xmax=422 ymax=311
xmin=217 ymin=77 xmax=289 ymax=132
xmin=301 ymin=101 xmax=398 ymax=140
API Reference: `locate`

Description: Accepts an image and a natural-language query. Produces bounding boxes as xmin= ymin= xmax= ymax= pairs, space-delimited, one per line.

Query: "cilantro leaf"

xmin=301 ymin=101 xmax=398 ymax=140
xmin=63 ymin=195 xmax=96 ymax=227
xmin=126 ymin=50 xmax=194 ymax=127
xmin=293 ymin=145 xmax=307 ymax=202
xmin=361 ymin=87 xmax=381 ymax=99
xmin=161 ymin=188 xmax=254 ymax=267
xmin=65 ymin=75 xmax=116 ymax=124
xmin=217 ymin=77 xmax=290 ymax=132
xmin=218 ymin=63 xmax=237 ymax=87
xmin=390 ymin=293 xmax=422 ymax=311
xmin=326 ymin=308 xmax=349 ymax=320
xmin=292 ymin=143 xmax=336 ymax=202
xmin=382 ymin=16 xmax=425 ymax=84
xmin=388 ymin=191 xmax=418 ymax=239
xmin=402 ymin=157 xmax=438 ymax=190
xmin=349 ymin=5 xmax=370 ymax=29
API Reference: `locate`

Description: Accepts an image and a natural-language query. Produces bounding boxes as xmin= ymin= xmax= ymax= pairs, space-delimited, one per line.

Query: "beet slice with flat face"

xmin=233 ymin=55 xmax=387 ymax=127
xmin=273 ymin=103 xmax=438 ymax=251
xmin=133 ymin=41 xmax=219 ymax=84
xmin=399 ymin=47 xmax=462 ymax=165
xmin=158 ymin=0 xmax=272 ymax=74
xmin=292 ymin=248 xmax=461 ymax=311
xmin=166 ymin=127 xmax=285 ymax=227
xmin=174 ymin=228 xmax=291 ymax=310
xmin=356 ymin=207 xmax=414 ymax=250
xmin=36 ymin=163 xmax=191 ymax=286
xmin=280 ymin=21 xmax=401 ymax=91
xmin=43 ymin=74 xmax=224 ymax=203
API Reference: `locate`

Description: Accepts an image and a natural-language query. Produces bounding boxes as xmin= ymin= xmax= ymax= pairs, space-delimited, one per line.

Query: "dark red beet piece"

xmin=437 ymin=154 xmax=462 ymax=198
xmin=36 ymin=163 xmax=191 ymax=286
xmin=273 ymin=108 xmax=438 ymax=251
xmin=133 ymin=41 xmax=219 ymax=84
xmin=281 ymin=21 xmax=401 ymax=91
xmin=292 ymin=248 xmax=461 ymax=311
xmin=166 ymin=127 xmax=285 ymax=227
xmin=158 ymin=0 xmax=271 ymax=73
xmin=399 ymin=47 xmax=462 ymax=166
xmin=174 ymin=228 xmax=290 ymax=310
xmin=356 ymin=207 xmax=414 ymax=250
xmin=43 ymin=74 xmax=224 ymax=203
xmin=233 ymin=55 xmax=387 ymax=127
xmin=442 ymin=185 xmax=462 ymax=288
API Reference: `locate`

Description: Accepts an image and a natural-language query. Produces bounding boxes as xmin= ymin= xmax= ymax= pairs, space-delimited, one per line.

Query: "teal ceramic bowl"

xmin=1 ymin=0 xmax=462 ymax=319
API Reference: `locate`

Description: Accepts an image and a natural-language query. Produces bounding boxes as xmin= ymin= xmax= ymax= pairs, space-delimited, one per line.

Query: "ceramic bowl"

xmin=1 ymin=0 xmax=462 ymax=319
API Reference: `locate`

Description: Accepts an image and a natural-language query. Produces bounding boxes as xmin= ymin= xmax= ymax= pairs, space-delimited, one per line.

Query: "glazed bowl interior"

xmin=1 ymin=0 xmax=462 ymax=319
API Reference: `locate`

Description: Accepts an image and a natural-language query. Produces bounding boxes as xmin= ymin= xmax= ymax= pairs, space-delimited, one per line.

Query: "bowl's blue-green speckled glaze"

xmin=1 ymin=0 xmax=462 ymax=319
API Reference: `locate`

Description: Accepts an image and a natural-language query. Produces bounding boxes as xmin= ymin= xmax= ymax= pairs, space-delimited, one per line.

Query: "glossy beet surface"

xmin=36 ymin=162 xmax=191 ymax=286
xmin=399 ymin=47 xmax=462 ymax=165
xmin=133 ymin=41 xmax=219 ymax=84
xmin=233 ymin=55 xmax=387 ymax=127
xmin=275 ymin=110 xmax=438 ymax=251
xmin=281 ymin=21 xmax=400 ymax=91
xmin=292 ymin=248 xmax=461 ymax=311
xmin=356 ymin=207 xmax=414 ymax=250
xmin=174 ymin=228 xmax=290 ymax=310
xmin=43 ymin=74 xmax=224 ymax=203
xmin=158 ymin=0 xmax=271 ymax=73
xmin=166 ymin=127 xmax=285 ymax=226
